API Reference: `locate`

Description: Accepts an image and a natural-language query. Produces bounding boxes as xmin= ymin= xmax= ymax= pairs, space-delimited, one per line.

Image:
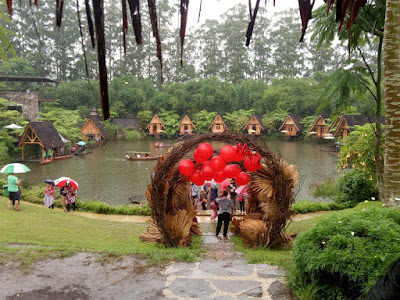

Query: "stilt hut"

xmin=18 ymin=121 xmax=64 ymax=161
xmin=330 ymin=115 xmax=378 ymax=139
xmin=178 ymin=115 xmax=195 ymax=135
xmin=80 ymin=109 xmax=110 ymax=144
xmin=278 ymin=114 xmax=303 ymax=136
xmin=243 ymin=114 xmax=264 ymax=135
xmin=309 ymin=114 xmax=330 ymax=137
xmin=209 ymin=114 xmax=228 ymax=134
xmin=146 ymin=115 xmax=166 ymax=135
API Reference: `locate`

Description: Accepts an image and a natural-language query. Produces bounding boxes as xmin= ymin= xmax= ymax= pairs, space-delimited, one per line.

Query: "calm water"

xmin=19 ymin=139 xmax=339 ymax=206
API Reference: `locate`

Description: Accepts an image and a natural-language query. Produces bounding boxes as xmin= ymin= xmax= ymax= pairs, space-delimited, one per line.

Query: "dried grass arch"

xmin=143 ymin=132 xmax=297 ymax=248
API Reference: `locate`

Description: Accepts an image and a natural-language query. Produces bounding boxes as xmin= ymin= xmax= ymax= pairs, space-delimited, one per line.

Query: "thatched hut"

xmin=330 ymin=115 xmax=378 ymax=139
xmin=309 ymin=114 xmax=330 ymax=137
xmin=243 ymin=114 xmax=264 ymax=135
xmin=178 ymin=115 xmax=195 ymax=135
xmin=278 ymin=114 xmax=303 ymax=136
xmin=146 ymin=115 xmax=166 ymax=135
xmin=208 ymin=114 xmax=228 ymax=134
xmin=80 ymin=108 xmax=110 ymax=144
xmin=18 ymin=121 xmax=64 ymax=161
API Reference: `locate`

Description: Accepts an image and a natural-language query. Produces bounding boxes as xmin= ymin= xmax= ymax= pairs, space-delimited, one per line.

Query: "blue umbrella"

xmin=44 ymin=179 xmax=54 ymax=184
xmin=77 ymin=141 xmax=86 ymax=146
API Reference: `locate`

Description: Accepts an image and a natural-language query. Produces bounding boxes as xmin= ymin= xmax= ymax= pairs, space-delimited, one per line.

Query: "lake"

xmin=19 ymin=139 xmax=340 ymax=206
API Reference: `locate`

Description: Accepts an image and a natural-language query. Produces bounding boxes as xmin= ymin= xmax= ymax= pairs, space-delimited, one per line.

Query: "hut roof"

xmin=242 ymin=114 xmax=264 ymax=130
xmin=342 ymin=115 xmax=377 ymax=128
xmin=208 ymin=114 xmax=228 ymax=129
xmin=112 ymin=117 xmax=141 ymax=130
xmin=178 ymin=115 xmax=195 ymax=128
xmin=88 ymin=116 xmax=110 ymax=140
xmin=310 ymin=114 xmax=331 ymax=131
xmin=278 ymin=114 xmax=304 ymax=132
xmin=146 ymin=114 xmax=166 ymax=129
xmin=19 ymin=121 xmax=64 ymax=148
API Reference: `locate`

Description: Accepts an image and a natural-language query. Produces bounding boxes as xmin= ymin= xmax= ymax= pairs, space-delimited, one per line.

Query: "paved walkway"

xmin=162 ymin=233 xmax=292 ymax=300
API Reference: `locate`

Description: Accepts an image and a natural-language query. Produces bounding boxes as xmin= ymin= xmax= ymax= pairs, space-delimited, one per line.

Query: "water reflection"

xmin=20 ymin=139 xmax=339 ymax=206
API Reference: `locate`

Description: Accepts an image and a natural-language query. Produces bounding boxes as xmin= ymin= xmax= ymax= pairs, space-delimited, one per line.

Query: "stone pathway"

xmin=162 ymin=233 xmax=292 ymax=300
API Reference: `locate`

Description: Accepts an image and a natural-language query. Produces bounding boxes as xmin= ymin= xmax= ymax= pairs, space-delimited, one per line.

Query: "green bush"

xmin=122 ymin=129 xmax=143 ymax=141
xmin=311 ymin=179 xmax=341 ymax=202
xmin=291 ymin=201 xmax=353 ymax=214
xmin=337 ymin=170 xmax=377 ymax=204
xmin=289 ymin=207 xmax=400 ymax=300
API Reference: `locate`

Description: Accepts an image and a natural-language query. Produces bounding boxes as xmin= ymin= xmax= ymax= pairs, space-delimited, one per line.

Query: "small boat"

xmin=74 ymin=151 xmax=93 ymax=155
xmin=40 ymin=158 xmax=53 ymax=165
xmin=155 ymin=142 xmax=171 ymax=148
xmin=126 ymin=151 xmax=159 ymax=161
xmin=53 ymin=154 xmax=74 ymax=160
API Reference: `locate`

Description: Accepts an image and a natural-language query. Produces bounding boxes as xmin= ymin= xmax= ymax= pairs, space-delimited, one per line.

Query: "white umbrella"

xmin=280 ymin=130 xmax=289 ymax=133
xmin=3 ymin=123 xmax=22 ymax=129
xmin=248 ymin=129 xmax=257 ymax=133
xmin=1 ymin=163 xmax=31 ymax=174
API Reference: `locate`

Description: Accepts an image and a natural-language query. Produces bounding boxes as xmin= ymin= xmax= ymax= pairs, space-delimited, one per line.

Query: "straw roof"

xmin=19 ymin=121 xmax=64 ymax=149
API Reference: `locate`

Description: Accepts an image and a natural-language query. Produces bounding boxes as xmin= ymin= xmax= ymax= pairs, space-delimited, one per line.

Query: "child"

xmin=66 ymin=183 xmax=77 ymax=212
xmin=44 ymin=182 xmax=55 ymax=209
xmin=200 ymin=189 xmax=207 ymax=210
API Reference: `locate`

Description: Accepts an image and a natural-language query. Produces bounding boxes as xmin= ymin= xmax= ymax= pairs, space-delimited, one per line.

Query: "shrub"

xmin=289 ymin=208 xmax=400 ymax=300
xmin=337 ymin=170 xmax=377 ymax=204
xmin=291 ymin=201 xmax=353 ymax=214
xmin=310 ymin=179 xmax=341 ymax=202
xmin=122 ymin=129 xmax=143 ymax=141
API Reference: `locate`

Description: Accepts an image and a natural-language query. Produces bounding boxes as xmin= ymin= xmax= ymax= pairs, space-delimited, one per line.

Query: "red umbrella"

xmin=235 ymin=185 xmax=248 ymax=196
xmin=54 ymin=177 xmax=79 ymax=189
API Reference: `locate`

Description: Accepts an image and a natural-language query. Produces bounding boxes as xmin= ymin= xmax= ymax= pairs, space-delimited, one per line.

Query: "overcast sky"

xmin=186 ymin=0 xmax=324 ymax=30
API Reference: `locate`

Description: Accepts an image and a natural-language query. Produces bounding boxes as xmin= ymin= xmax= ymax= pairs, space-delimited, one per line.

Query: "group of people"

xmin=190 ymin=179 xmax=247 ymax=239
xmin=44 ymin=182 xmax=77 ymax=212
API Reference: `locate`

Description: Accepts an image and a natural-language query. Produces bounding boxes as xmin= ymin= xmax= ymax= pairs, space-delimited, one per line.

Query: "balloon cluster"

xmin=177 ymin=142 xmax=261 ymax=186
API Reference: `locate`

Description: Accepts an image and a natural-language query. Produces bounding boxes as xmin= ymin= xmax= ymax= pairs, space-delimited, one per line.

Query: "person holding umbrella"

xmin=7 ymin=172 xmax=21 ymax=211
xmin=44 ymin=180 xmax=55 ymax=209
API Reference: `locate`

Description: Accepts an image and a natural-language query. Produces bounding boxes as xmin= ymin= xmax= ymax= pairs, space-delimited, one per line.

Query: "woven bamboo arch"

xmin=141 ymin=132 xmax=298 ymax=248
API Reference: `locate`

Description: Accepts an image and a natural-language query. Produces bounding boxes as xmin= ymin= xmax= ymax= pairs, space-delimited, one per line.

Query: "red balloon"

xmin=219 ymin=145 xmax=237 ymax=162
xmin=210 ymin=156 xmax=226 ymax=172
xmin=214 ymin=171 xmax=226 ymax=183
xmin=194 ymin=149 xmax=208 ymax=164
xmin=197 ymin=143 xmax=214 ymax=160
xmin=236 ymin=172 xmax=250 ymax=186
xmin=202 ymin=161 xmax=211 ymax=170
xmin=234 ymin=145 xmax=245 ymax=162
xmin=190 ymin=170 xmax=204 ymax=186
xmin=244 ymin=155 xmax=261 ymax=172
xmin=178 ymin=159 xmax=195 ymax=177
xmin=224 ymin=164 xmax=241 ymax=178
xmin=202 ymin=166 xmax=215 ymax=181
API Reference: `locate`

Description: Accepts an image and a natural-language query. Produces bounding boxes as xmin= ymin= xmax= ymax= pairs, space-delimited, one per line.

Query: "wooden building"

xmin=278 ymin=114 xmax=304 ymax=136
xmin=243 ymin=114 xmax=264 ymax=135
xmin=330 ymin=115 xmax=378 ymax=139
xmin=178 ymin=115 xmax=195 ymax=135
xmin=18 ymin=121 xmax=64 ymax=161
xmin=80 ymin=109 xmax=110 ymax=143
xmin=112 ymin=116 xmax=141 ymax=131
xmin=309 ymin=114 xmax=330 ymax=137
xmin=146 ymin=115 xmax=166 ymax=135
xmin=209 ymin=114 xmax=228 ymax=134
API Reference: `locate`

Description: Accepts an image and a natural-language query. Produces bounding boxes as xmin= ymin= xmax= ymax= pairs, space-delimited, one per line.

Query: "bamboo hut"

xmin=18 ymin=121 xmax=64 ymax=161
xmin=330 ymin=115 xmax=378 ymax=139
xmin=80 ymin=109 xmax=110 ymax=144
xmin=208 ymin=114 xmax=228 ymax=134
xmin=178 ymin=115 xmax=195 ymax=135
xmin=243 ymin=114 xmax=264 ymax=135
xmin=309 ymin=114 xmax=330 ymax=137
xmin=278 ymin=114 xmax=303 ymax=136
xmin=146 ymin=115 xmax=166 ymax=135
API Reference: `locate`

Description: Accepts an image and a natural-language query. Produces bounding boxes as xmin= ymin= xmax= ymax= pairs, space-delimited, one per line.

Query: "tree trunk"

xmin=383 ymin=0 xmax=400 ymax=206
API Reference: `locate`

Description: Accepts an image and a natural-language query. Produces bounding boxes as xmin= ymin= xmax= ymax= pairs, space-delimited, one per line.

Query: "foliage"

xmin=122 ymin=129 xmax=144 ymax=141
xmin=137 ymin=110 xmax=152 ymax=130
xmin=261 ymin=108 xmax=289 ymax=134
xmin=337 ymin=170 xmax=378 ymax=204
xmin=39 ymin=102 xmax=84 ymax=143
xmin=311 ymin=178 xmax=341 ymax=202
xmin=291 ymin=200 xmax=353 ymax=214
xmin=223 ymin=109 xmax=254 ymax=133
xmin=339 ymin=124 xmax=384 ymax=181
xmin=157 ymin=109 xmax=180 ymax=138
xmin=193 ymin=110 xmax=217 ymax=133
xmin=289 ymin=207 xmax=400 ymax=300
xmin=102 ymin=120 xmax=117 ymax=138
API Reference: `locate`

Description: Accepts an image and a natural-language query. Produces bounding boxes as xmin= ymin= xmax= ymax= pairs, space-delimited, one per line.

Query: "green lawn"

xmin=0 ymin=197 xmax=202 ymax=266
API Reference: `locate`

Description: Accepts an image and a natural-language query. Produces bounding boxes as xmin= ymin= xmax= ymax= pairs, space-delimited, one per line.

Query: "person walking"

xmin=44 ymin=182 xmax=55 ymax=209
xmin=60 ymin=182 xmax=68 ymax=212
xmin=215 ymin=191 xmax=233 ymax=238
xmin=7 ymin=173 xmax=21 ymax=211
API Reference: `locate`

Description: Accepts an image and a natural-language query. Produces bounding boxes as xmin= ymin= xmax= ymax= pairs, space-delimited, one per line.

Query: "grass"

xmin=0 ymin=197 xmax=202 ymax=268
xmin=232 ymin=201 xmax=383 ymax=270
